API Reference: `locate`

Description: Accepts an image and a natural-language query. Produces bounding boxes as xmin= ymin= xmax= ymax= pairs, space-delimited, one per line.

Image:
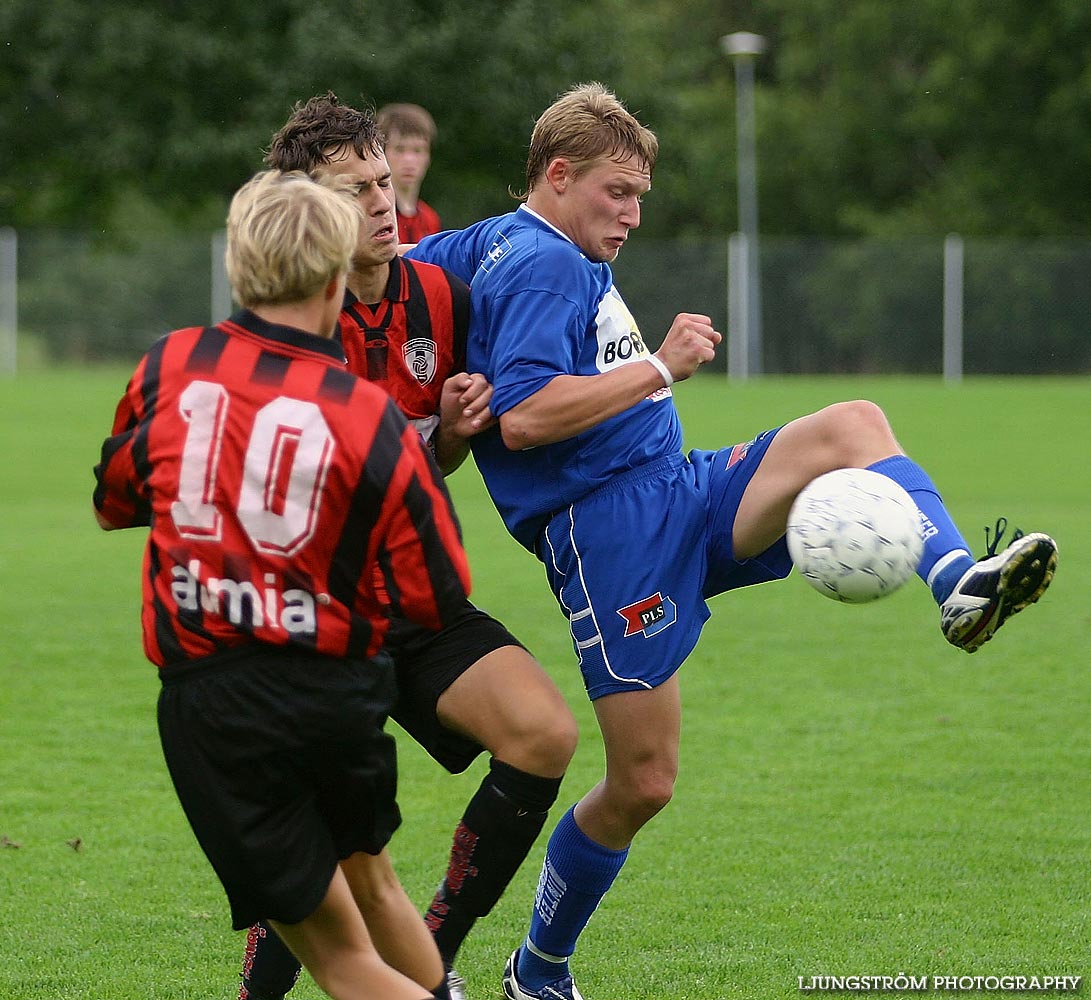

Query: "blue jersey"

xmin=407 ymin=206 xmax=682 ymax=551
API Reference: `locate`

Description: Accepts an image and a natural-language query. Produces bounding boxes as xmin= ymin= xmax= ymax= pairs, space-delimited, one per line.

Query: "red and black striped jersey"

xmin=338 ymin=256 xmax=469 ymax=446
xmin=396 ymin=199 xmax=441 ymax=246
xmin=93 ymin=309 xmax=471 ymax=669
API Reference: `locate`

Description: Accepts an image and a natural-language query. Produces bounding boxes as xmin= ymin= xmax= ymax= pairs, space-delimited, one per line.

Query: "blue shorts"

xmin=539 ymin=431 xmax=791 ymax=700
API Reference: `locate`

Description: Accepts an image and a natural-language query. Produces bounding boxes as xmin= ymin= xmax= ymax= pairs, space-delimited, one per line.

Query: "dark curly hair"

xmin=265 ymin=91 xmax=384 ymax=174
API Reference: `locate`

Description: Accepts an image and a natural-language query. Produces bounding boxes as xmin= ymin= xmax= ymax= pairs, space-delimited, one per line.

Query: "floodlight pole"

xmin=0 ymin=227 xmax=16 ymax=376
xmin=211 ymin=229 xmax=232 ymax=323
xmin=722 ymin=31 xmax=766 ymax=378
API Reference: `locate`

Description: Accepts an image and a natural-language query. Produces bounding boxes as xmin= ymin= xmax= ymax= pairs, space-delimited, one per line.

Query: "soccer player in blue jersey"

xmin=406 ymin=82 xmax=1059 ymax=1000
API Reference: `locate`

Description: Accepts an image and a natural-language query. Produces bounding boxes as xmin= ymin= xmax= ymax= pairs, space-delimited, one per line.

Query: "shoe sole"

xmin=964 ymin=533 xmax=1057 ymax=653
xmin=997 ymin=532 xmax=1057 ymax=618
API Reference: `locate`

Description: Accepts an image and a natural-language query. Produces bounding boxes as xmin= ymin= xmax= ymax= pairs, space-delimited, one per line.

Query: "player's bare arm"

xmin=433 ymin=372 xmax=496 ymax=474
xmin=499 ymin=313 xmax=720 ymax=451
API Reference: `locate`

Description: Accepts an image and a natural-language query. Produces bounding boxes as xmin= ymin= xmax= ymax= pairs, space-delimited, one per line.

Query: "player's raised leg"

xmin=730 ymin=400 xmax=1056 ymax=652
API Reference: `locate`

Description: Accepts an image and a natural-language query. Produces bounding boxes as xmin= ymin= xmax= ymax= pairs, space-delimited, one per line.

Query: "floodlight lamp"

xmin=720 ymin=32 xmax=766 ymax=58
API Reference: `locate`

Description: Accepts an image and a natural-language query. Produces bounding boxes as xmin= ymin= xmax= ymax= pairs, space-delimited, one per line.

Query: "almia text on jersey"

xmin=171 ymin=559 xmax=320 ymax=636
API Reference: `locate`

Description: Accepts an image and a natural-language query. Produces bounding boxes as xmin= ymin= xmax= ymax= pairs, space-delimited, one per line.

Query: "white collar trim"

xmin=517 ymin=204 xmax=574 ymax=245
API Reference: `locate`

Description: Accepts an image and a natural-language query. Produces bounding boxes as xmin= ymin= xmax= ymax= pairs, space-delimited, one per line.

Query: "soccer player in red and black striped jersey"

xmin=377 ymin=103 xmax=443 ymax=246
xmin=94 ymin=170 xmax=471 ymax=1000
xmin=232 ymin=95 xmax=578 ymax=1000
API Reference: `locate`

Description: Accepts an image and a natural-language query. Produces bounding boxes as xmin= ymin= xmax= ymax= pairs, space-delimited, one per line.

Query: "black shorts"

xmin=157 ymin=646 xmax=400 ymax=930
xmin=386 ymin=602 xmax=524 ymax=774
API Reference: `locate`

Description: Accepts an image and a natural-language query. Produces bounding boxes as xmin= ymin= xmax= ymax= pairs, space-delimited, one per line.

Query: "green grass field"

xmin=1 ymin=370 xmax=1087 ymax=999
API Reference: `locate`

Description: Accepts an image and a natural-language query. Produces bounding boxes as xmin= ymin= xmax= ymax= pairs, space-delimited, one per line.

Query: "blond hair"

xmin=225 ymin=170 xmax=359 ymax=308
xmin=523 ymin=82 xmax=659 ymax=197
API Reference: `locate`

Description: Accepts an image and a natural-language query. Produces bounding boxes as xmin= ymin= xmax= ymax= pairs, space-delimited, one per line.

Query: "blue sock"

xmin=867 ymin=455 xmax=974 ymax=603
xmin=516 ymin=806 xmax=628 ymax=990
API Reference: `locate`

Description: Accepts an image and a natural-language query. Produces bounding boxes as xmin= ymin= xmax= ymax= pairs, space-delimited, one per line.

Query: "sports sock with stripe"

xmin=867 ymin=455 xmax=974 ymax=602
xmin=426 ymin=758 xmax=562 ymax=966
xmin=516 ymin=806 xmax=628 ymax=989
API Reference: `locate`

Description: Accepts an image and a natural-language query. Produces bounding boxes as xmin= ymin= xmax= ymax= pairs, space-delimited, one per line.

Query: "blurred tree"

xmin=2 ymin=0 xmax=1090 ymax=239
xmin=756 ymin=0 xmax=1091 ymax=237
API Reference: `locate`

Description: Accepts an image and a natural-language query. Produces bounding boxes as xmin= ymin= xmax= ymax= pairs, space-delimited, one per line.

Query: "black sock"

xmin=240 ymin=921 xmax=301 ymax=1000
xmin=431 ymin=976 xmax=452 ymax=1000
xmin=425 ymin=758 xmax=563 ymax=965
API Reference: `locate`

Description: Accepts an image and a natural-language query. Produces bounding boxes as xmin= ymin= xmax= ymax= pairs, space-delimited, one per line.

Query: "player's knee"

xmin=825 ymin=398 xmax=889 ymax=435
xmin=306 ymin=950 xmax=386 ymax=999
xmin=628 ymin=788 xmax=674 ymax=828
xmin=820 ymin=399 xmax=896 ymax=462
xmin=498 ymin=710 xmax=578 ymax=777
xmin=621 ymin=769 xmax=676 ymax=824
xmin=539 ymin=711 xmax=579 ymax=772
xmin=641 ymin=785 xmax=674 ymax=821
xmin=340 ymin=850 xmax=400 ymax=911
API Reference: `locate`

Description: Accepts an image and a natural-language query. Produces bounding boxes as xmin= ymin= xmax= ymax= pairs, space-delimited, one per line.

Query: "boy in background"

xmin=378 ymin=102 xmax=442 ymax=243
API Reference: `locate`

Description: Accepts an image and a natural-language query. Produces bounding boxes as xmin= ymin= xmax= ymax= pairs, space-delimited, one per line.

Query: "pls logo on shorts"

xmin=617 ymin=592 xmax=677 ymax=638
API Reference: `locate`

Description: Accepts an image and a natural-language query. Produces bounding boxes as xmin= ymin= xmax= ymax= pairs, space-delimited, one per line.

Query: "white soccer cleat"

xmin=445 ymin=966 xmax=468 ymax=1000
xmin=940 ymin=526 xmax=1057 ymax=653
xmin=501 ymin=949 xmax=585 ymax=1000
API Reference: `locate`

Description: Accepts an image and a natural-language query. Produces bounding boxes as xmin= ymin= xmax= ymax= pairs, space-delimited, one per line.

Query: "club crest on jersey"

xmin=617 ymin=592 xmax=677 ymax=638
xmin=481 ymin=233 xmax=512 ymax=272
xmin=403 ymin=338 xmax=437 ymax=385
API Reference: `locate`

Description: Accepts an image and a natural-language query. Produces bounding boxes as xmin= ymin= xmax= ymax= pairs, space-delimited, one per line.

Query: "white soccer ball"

xmin=786 ymin=468 xmax=924 ymax=604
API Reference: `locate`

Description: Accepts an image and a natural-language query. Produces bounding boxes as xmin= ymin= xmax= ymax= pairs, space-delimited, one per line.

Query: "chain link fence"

xmin=3 ymin=230 xmax=1089 ymax=375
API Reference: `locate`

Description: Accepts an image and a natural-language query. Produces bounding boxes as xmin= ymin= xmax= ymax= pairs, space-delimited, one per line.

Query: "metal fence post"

xmin=211 ymin=229 xmax=232 ymax=323
xmin=728 ymin=231 xmax=749 ymax=380
xmin=0 ymin=227 xmax=16 ymax=376
xmin=943 ymin=233 xmax=964 ymax=382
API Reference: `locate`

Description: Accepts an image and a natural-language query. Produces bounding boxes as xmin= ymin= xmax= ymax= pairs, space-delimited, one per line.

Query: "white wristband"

xmin=645 ymin=353 xmax=674 ymax=387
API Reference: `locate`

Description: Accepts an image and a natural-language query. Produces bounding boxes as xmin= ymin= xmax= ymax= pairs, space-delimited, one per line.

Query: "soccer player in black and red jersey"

xmin=377 ymin=102 xmax=443 ymax=246
xmin=93 ymin=169 xmax=471 ymax=1000
xmin=234 ymin=95 xmax=579 ymax=1000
